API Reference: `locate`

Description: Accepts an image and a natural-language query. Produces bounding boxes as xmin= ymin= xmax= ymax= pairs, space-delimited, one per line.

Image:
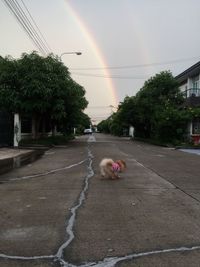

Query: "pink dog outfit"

xmin=112 ymin=162 xmax=120 ymax=172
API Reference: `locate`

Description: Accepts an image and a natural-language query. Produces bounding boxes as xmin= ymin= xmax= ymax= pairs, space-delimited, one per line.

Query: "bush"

xmin=19 ymin=135 xmax=74 ymax=146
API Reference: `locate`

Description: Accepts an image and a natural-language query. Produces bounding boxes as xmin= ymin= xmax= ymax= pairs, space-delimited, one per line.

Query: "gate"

xmin=0 ymin=112 xmax=14 ymax=146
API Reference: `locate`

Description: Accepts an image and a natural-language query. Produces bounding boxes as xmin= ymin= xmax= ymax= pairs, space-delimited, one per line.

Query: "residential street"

xmin=0 ymin=133 xmax=200 ymax=267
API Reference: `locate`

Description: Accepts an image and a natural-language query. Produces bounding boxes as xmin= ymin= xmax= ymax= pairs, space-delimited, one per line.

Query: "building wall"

xmin=179 ymin=82 xmax=187 ymax=94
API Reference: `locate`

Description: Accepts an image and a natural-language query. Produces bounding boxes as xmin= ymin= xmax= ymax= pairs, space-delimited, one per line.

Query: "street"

xmin=0 ymin=133 xmax=200 ymax=267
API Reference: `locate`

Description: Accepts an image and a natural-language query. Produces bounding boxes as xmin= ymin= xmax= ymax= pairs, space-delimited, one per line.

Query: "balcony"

xmin=184 ymin=88 xmax=200 ymax=97
xmin=183 ymin=88 xmax=200 ymax=107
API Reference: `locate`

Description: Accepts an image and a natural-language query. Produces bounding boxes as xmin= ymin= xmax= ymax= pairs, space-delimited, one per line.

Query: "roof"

xmin=175 ymin=61 xmax=200 ymax=84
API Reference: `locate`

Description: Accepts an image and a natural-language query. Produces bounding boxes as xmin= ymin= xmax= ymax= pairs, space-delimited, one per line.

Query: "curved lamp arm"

xmin=59 ymin=52 xmax=82 ymax=60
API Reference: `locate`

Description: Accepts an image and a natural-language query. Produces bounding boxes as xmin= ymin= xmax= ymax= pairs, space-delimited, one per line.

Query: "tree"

xmin=0 ymin=52 xmax=88 ymax=139
xmin=0 ymin=56 xmax=21 ymax=113
xmin=75 ymin=113 xmax=91 ymax=134
xmin=99 ymin=71 xmax=189 ymax=143
xmin=97 ymin=116 xmax=113 ymax=133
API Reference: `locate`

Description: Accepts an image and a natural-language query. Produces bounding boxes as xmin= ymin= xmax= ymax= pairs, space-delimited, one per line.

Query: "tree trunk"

xmin=41 ymin=117 xmax=46 ymax=137
xmin=32 ymin=115 xmax=37 ymax=139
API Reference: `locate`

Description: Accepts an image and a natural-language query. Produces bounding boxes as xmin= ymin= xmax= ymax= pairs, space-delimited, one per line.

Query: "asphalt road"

xmin=0 ymin=133 xmax=200 ymax=267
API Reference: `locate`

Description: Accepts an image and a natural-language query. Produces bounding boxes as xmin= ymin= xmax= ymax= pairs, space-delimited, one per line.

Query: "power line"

xmin=4 ymin=0 xmax=47 ymax=55
xmin=69 ymin=56 xmax=200 ymax=71
xmin=89 ymin=115 xmax=112 ymax=118
xmin=14 ymin=0 xmax=50 ymax=54
xmin=71 ymin=72 xmax=148 ymax=80
xmin=20 ymin=0 xmax=51 ymax=52
xmin=87 ymin=106 xmax=114 ymax=109
xmin=14 ymin=0 xmax=49 ymax=54
xmin=2 ymin=0 xmax=51 ymax=55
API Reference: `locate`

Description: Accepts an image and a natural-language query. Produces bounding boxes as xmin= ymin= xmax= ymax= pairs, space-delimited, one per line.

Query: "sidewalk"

xmin=0 ymin=147 xmax=34 ymax=175
xmin=0 ymin=147 xmax=33 ymax=160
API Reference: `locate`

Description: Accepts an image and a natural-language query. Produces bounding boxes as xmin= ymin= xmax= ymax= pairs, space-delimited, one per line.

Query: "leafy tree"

xmin=98 ymin=71 xmax=190 ymax=144
xmin=75 ymin=113 xmax=91 ymax=134
xmin=97 ymin=116 xmax=113 ymax=133
xmin=0 ymin=52 xmax=88 ymax=139
xmin=0 ymin=56 xmax=20 ymax=112
xmin=110 ymin=96 xmax=136 ymax=136
xmin=133 ymin=71 xmax=184 ymax=139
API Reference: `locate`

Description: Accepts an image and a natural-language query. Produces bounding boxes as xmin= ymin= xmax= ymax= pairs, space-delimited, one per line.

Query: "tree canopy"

xmin=0 ymin=52 xmax=88 ymax=138
xmin=98 ymin=71 xmax=191 ymax=144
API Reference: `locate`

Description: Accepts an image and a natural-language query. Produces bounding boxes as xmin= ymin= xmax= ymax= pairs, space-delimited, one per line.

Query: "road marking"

xmin=87 ymin=135 xmax=96 ymax=142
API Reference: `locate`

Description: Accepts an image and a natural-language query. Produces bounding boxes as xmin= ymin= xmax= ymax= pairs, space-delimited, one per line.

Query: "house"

xmin=176 ymin=61 xmax=200 ymax=143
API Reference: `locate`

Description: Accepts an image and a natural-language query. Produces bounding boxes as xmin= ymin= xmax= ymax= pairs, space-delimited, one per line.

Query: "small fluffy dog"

xmin=99 ymin=158 xmax=126 ymax=179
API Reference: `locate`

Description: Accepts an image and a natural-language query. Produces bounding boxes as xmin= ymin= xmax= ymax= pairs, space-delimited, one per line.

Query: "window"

xmin=193 ymin=119 xmax=200 ymax=134
xmin=190 ymin=76 xmax=200 ymax=96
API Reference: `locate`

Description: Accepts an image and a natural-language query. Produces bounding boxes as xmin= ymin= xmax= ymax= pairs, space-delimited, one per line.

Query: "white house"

xmin=176 ymin=61 xmax=200 ymax=143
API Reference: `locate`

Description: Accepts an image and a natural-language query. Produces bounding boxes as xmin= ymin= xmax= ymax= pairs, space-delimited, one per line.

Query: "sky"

xmin=1 ymin=0 xmax=200 ymax=123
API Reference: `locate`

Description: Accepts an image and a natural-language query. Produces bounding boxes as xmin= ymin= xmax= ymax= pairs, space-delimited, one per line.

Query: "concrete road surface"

xmin=0 ymin=133 xmax=200 ymax=267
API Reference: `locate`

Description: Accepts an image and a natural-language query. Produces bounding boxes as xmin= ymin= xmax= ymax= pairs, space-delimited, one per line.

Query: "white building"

xmin=176 ymin=62 xmax=200 ymax=143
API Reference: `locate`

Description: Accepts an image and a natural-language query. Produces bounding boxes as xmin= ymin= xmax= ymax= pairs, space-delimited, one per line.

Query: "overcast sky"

xmin=1 ymin=0 xmax=200 ymax=123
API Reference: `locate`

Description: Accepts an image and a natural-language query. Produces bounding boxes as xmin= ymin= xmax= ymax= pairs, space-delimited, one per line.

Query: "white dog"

xmin=99 ymin=158 xmax=126 ymax=179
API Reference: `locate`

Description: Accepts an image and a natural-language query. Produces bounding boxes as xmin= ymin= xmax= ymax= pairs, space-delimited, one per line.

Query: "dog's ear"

xmin=117 ymin=160 xmax=126 ymax=168
xmin=121 ymin=160 xmax=126 ymax=168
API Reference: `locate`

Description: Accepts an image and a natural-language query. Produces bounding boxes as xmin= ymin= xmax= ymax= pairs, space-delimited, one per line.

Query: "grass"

xmin=134 ymin=136 xmax=200 ymax=149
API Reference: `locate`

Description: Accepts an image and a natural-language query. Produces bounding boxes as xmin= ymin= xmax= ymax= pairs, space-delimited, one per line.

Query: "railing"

xmin=184 ymin=88 xmax=200 ymax=98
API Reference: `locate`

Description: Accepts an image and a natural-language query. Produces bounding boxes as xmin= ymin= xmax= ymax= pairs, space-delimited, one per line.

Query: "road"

xmin=0 ymin=133 xmax=200 ymax=267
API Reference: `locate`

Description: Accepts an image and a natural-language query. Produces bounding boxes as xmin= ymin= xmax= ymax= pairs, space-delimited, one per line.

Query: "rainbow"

xmin=63 ymin=0 xmax=118 ymax=107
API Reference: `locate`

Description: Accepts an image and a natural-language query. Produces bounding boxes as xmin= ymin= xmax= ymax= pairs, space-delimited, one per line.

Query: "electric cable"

xmin=69 ymin=56 xmax=200 ymax=71
xmin=2 ymin=0 xmax=50 ymax=55
xmin=11 ymin=0 xmax=49 ymax=54
xmin=71 ymin=72 xmax=148 ymax=80
xmin=20 ymin=0 xmax=51 ymax=52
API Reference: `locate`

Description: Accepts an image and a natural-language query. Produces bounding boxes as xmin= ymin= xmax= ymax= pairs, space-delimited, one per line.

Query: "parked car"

xmin=84 ymin=128 xmax=92 ymax=134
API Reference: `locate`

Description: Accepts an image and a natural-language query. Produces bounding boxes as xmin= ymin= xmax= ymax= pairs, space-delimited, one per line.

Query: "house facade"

xmin=176 ymin=61 xmax=200 ymax=143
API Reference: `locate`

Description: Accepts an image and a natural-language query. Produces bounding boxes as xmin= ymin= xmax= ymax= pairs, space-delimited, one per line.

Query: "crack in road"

xmin=0 ymin=146 xmax=96 ymax=266
xmin=1 ymin=143 xmax=200 ymax=266
xmin=1 ymin=244 xmax=200 ymax=267
xmin=73 ymin=245 xmax=200 ymax=267
xmin=2 ymin=159 xmax=86 ymax=182
xmin=55 ymin=147 xmax=94 ymax=266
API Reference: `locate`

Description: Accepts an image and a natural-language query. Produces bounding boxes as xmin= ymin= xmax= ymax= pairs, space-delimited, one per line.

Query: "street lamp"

xmin=59 ymin=51 xmax=82 ymax=61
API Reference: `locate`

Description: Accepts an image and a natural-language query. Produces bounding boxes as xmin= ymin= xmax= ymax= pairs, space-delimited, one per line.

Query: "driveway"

xmin=0 ymin=134 xmax=200 ymax=266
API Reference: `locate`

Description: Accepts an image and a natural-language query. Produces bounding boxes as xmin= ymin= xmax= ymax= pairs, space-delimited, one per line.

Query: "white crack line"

xmin=74 ymin=245 xmax=200 ymax=267
xmin=1 ymin=146 xmax=200 ymax=266
xmin=56 ymin=147 xmax=94 ymax=264
xmin=1 ymin=244 xmax=200 ymax=266
xmin=0 ymin=254 xmax=54 ymax=260
xmin=7 ymin=160 xmax=86 ymax=182
xmin=0 ymin=147 xmax=93 ymax=264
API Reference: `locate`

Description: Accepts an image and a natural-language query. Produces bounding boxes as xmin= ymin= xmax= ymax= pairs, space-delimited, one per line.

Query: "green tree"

xmin=97 ymin=116 xmax=113 ymax=133
xmin=99 ymin=71 xmax=189 ymax=143
xmin=133 ymin=71 xmax=183 ymax=138
xmin=75 ymin=113 xmax=91 ymax=134
xmin=0 ymin=52 xmax=88 ymax=139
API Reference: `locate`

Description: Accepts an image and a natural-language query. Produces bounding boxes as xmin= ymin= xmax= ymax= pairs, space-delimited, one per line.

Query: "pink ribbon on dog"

xmin=112 ymin=162 xmax=120 ymax=172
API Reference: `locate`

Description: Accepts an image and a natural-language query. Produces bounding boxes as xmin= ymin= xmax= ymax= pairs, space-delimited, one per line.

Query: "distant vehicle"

xmin=84 ymin=128 xmax=92 ymax=134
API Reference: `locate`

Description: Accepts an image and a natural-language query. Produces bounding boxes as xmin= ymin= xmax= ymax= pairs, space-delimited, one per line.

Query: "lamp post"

xmin=59 ymin=51 xmax=82 ymax=61
xmin=59 ymin=51 xmax=82 ymax=136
